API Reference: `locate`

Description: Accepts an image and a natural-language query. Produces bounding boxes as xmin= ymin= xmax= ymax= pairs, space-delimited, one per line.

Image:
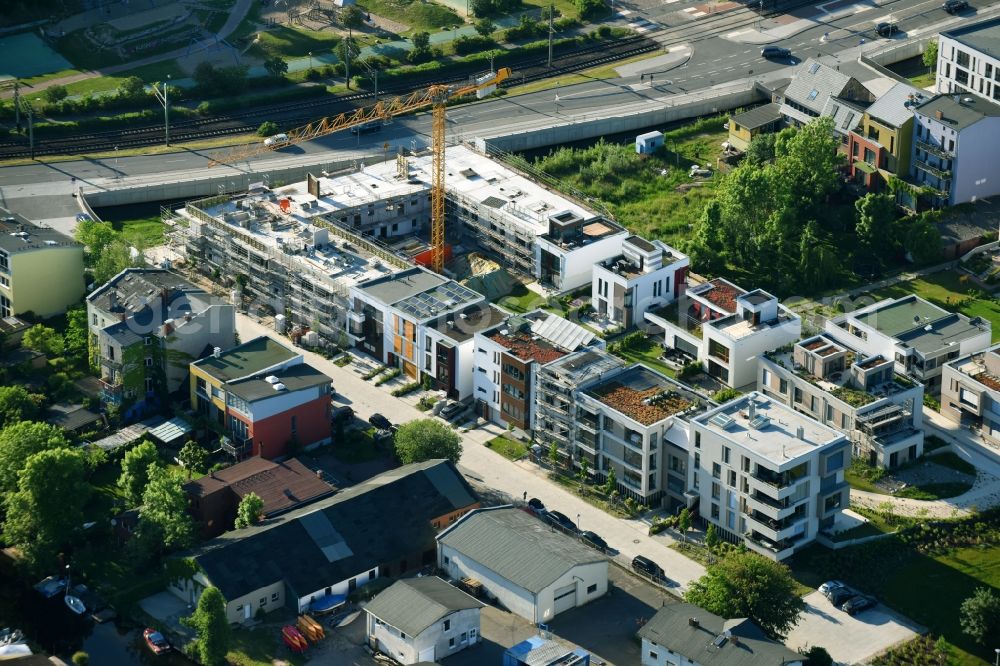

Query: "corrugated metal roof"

xmin=147 ymin=416 xmax=192 ymax=444
xmin=438 ymin=508 xmax=605 ymax=594
xmin=365 ymin=577 xmax=483 ymax=637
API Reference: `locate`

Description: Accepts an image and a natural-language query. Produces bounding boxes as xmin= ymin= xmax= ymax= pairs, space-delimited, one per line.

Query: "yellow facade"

xmin=727 ymin=122 xmax=755 ymax=151
xmin=859 ymin=114 xmax=913 ymax=181
xmin=2 ymin=246 xmax=84 ymax=318
xmin=189 ymin=364 xmax=227 ymax=412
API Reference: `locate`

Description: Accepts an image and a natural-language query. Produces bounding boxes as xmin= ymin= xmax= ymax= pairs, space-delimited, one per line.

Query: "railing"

xmin=913 ymin=159 xmax=952 ymax=181
xmin=916 ymin=139 xmax=953 ymax=160
xmin=221 ymin=435 xmax=252 ymax=458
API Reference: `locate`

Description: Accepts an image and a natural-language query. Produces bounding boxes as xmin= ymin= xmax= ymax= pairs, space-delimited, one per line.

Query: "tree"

xmin=257 ymin=120 xmax=278 ymax=137
xmin=959 ymin=586 xmax=1000 ymax=645
xmin=904 ymin=213 xmax=942 ymax=265
xmin=678 ymin=507 xmax=691 ymax=542
xmin=118 ymin=440 xmax=159 ymax=506
xmin=63 ymin=305 xmax=90 ymax=365
xmin=263 ymin=56 xmax=288 ymax=78
xmin=711 ymin=388 xmax=741 ymax=403
xmin=3 ymin=448 xmax=90 ymax=573
xmin=43 ymin=84 xmax=68 ymax=104
xmin=393 ymin=419 xmax=462 ymax=464
xmin=798 ymin=220 xmax=839 ymax=293
xmin=685 ymin=550 xmax=806 ymax=639
xmin=575 ymin=0 xmax=605 ymax=21
xmin=743 ymin=132 xmax=776 ymax=165
xmin=234 ymin=492 xmax=264 ymax=529
xmin=800 ymin=646 xmax=833 ymax=666
xmin=577 ymin=457 xmax=590 ymax=482
xmin=469 ymin=0 xmax=492 ymax=16
xmin=341 ymin=4 xmax=364 ymax=29
xmin=548 ymin=441 xmax=559 ymax=467
xmin=475 ymin=17 xmax=496 ymax=36
xmin=855 ymin=193 xmax=897 ymax=259
xmin=93 ymin=239 xmax=139 ymax=284
xmin=22 ymin=324 xmax=64 ymax=357
xmin=0 ymin=421 xmax=70 ymax=494
xmin=183 ymin=587 xmax=231 ymax=666
xmin=412 ymin=31 xmax=430 ymax=51
xmin=704 ymin=523 xmax=720 ymax=551
xmin=74 ymin=218 xmax=118 ymax=258
xmin=116 ymin=76 xmax=145 ymax=102
xmin=71 ymin=652 xmax=89 ymax=666
xmin=139 ymin=464 xmax=195 ymax=550
xmin=178 ymin=440 xmax=209 ymax=478
xmin=0 ymin=386 xmax=45 ymax=429
xmin=923 ymin=38 xmax=939 ymax=72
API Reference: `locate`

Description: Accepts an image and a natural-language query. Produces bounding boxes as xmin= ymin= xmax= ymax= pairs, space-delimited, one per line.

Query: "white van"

xmin=263 ymin=133 xmax=289 ymax=147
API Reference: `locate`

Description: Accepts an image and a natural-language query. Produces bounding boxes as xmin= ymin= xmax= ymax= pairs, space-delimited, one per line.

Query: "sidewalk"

xmin=234 ymin=313 xmax=709 ymax=592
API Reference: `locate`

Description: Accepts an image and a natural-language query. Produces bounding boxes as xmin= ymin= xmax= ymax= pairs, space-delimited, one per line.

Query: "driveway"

xmin=785 ymin=592 xmax=922 ymax=665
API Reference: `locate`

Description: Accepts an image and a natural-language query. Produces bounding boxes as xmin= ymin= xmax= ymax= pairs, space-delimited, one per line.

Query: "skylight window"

xmin=807 ymin=89 xmax=819 ymax=101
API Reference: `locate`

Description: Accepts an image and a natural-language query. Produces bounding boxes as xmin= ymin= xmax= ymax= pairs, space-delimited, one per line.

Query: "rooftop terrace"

xmin=690 ymin=278 xmax=745 ymax=313
xmin=488 ymin=329 xmax=566 ymax=364
xmin=585 ymin=365 xmax=701 ymax=425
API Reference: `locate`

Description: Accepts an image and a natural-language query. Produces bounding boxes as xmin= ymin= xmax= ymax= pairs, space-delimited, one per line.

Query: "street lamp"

xmin=576 ymin=513 xmax=581 ymax=531
xmin=114 ymin=146 xmax=119 ymax=180
xmin=151 ymin=75 xmax=171 ymax=147
xmin=308 ymin=50 xmax=313 ymax=70
xmin=994 ymin=647 xmax=999 ymax=666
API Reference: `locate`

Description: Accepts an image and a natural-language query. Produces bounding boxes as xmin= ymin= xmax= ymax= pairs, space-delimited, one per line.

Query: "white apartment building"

xmin=645 ymin=279 xmax=801 ymax=389
xmin=935 ymin=17 xmax=1000 ymax=102
xmin=690 ymin=392 xmax=850 ymax=560
xmin=591 ymin=235 xmax=689 ymax=328
xmin=575 ymin=364 xmax=708 ymax=509
xmin=758 ymin=334 xmax=924 ymax=469
xmin=825 ymin=294 xmax=991 ymax=393
xmin=941 ymin=342 xmax=1000 ymax=445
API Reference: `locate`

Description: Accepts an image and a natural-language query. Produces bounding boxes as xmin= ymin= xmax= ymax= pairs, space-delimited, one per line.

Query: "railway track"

xmin=0 ymin=0 xmax=815 ymax=159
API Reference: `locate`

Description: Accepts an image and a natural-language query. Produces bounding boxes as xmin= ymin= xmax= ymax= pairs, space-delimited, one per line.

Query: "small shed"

xmin=147 ymin=416 xmax=193 ymax=447
xmin=635 ymin=130 xmax=664 ymax=155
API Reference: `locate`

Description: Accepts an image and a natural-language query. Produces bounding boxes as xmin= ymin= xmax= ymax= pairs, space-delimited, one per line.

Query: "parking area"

xmin=785 ymin=591 xmax=923 ymax=665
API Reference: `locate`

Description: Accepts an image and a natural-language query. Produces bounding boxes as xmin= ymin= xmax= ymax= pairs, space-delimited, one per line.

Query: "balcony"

xmin=914 ymin=159 xmax=952 ymax=181
xmin=744 ymin=531 xmax=795 ymax=560
xmin=748 ymin=470 xmax=809 ymax=501
xmin=221 ymin=434 xmax=252 ymax=459
xmin=745 ymin=491 xmax=803 ymax=521
xmin=745 ymin=509 xmax=808 ymax=542
xmin=100 ymin=378 xmax=123 ymax=405
xmin=916 ymin=139 xmax=952 ymax=160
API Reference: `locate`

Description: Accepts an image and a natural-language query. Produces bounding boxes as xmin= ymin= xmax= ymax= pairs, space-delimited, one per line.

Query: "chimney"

xmin=796 ymin=425 xmax=805 ymax=440
xmin=213 ymin=347 xmax=222 ymax=358
xmin=748 ymin=400 xmax=756 ymax=420
xmin=688 ymin=618 xmax=700 ymax=628
xmin=935 ymin=110 xmax=944 ymax=120
xmin=108 ymin=290 xmax=118 ymax=311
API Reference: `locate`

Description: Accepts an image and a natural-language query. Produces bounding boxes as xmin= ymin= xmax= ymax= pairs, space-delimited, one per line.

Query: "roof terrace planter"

xmin=830 ymin=385 xmax=878 ymax=408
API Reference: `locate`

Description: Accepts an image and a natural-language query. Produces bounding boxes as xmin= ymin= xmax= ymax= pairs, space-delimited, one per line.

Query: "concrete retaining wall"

xmin=816 ymin=530 xmax=898 ymax=550
xmin=858 ymin=37 xmax=937 ymax=82
xmin=476 ymin=84 xmax=765 ymax=153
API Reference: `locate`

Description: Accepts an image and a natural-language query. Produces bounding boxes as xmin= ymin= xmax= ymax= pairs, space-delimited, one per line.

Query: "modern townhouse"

xmin=591 ymin=235 xmax=689 ymax=328
xmin=941 ymin=342 xmax=1000 ymax=445
xmin=759 ymin=334 xmax=924 ymax=468
xmin=645 ymin=279 xmax=801 ymax=389
xmin=778 ymin=58 xmax=874 ymax=146
xmin=690 ymin=392 xmax=850 ymax=560
xmin=189 ymin=336 xmax=333 ymax=460
xmin=909 ymin=93 xmax=1000 ymax=206
xmin=847 ymin=82 xmax=924 ymax=195
xmin=825 ymin=294 xmax=991 ymax=393
xmin=473 ymin=309 xmax=601 ymax=431
xmin=575 ymin=364 xmax=708 ymax=509
xmin=0 ymin=208 xmax=84 ymax=318
xmin=935 ymin=17 xmax=1000 ymax=102
xmin=87 ymin=268 xmax=236 ymax=419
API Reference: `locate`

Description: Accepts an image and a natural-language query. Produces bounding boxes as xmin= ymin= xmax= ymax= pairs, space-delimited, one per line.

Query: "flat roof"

xmin=690 ymin=278 xmax=746 ymax=313
xmin=915 ymin=93 xmax=1000 ymax=130
xmin=0 ymin=207 xmax=80 ymax=253
xmin=585 ymin=365 xmax=702 ymax=426
xmin=694 ymin=392 xmax=843 ymax=464
xmin=545 ymin=348 xmax=625 ymax=383
xmin=193 ymin=336 xmax=297 ymax=383
xmin=942 ymin=16 xmax=1000 ymax=60
xmin=854 ymin=295 xmax=949 ymax=337
xmin=488 ymin=328 xmax=566 ymax=364
xmin=950 ymin=347 xmax=1000 ymax=392
xmin=436 ymin=303 xmax=509 ymax=344
xmin=355 ymin=267 xmax=447 ymax=305
xmin=227 ymin=363 xmax=331 ymax=402
xmin=731 ymin=102 xmax=783 ymax=130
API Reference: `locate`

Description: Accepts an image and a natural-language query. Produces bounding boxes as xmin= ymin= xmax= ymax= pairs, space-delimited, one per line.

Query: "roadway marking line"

xmin=682 ymin=6 xmax=698 ymax=11
xmin=726 ymin=29 xmax=749 ymax=37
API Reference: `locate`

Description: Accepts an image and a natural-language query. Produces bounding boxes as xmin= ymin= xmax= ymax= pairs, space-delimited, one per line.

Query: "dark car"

xmin=439 ymin=401 xmax=467 ymax=422
xmin=580 ymin=531 xmax=608 ymax=552
xmin=368 ymin=413 xmax=392 ymax=430
xmin=544 ymin=510 xmax=578 ymax=533
xmin=827 ymin=587 xmax=856 ymax=606
xmin=943 ymin=0 xmax=968 ymax=13
xmin=875 ymin=21 xmax=898 ymax=36
xmin=331 ymin=405 xmax=354 ymax=424
xmin=632 ymin=555 xmax=665 ymax=580
xmin=528 ymin=497 xmax=546 ymax=513
xmin=761 ymin=45 xmax=791 ymax=59
xmin=841 ymin=594 xmax=877 ymax=615
xmin=351 ymin=120 xmax=383 ymax=135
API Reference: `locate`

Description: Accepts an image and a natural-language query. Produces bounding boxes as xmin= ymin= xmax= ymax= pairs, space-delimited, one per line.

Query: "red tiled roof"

xmin=488 ymin=331 xmax=566 ymax=365
xmin=592 ymin=384 xmax=693 ymax=426
xmin=185 ymin=457 xmax=334 ymax=515
xmin=703 ymin=279 xmax=745 ymax=313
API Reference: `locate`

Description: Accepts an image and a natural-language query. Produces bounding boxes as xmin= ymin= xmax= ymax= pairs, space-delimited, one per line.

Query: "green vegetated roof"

xmin=855 ymin=296 xmax=946 ymax=337
xmin=194 ymin=336 xmax=297 ymax=383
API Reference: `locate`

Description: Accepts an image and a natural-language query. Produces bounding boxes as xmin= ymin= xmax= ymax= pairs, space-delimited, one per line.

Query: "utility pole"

xmin=27 ymin=101 xmax=34 ymax=160
xmin=547 ymin=4 xmax=554 ymax=68
xmin=13 ymin=80 xmax=20 ymax=132
xmin=152 ymin=76 xmax=171 ymax=146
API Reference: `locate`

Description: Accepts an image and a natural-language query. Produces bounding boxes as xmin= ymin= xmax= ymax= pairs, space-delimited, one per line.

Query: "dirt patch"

xmin=368 ymin=13 xmax=410 ymax=35
xmin=874 ymin=459 xmax=976 ymax=494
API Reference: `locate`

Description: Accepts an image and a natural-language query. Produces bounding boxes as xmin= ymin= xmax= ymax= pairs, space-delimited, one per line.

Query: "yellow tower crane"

xmin=208 ymin=67 xmax=512 ymax=274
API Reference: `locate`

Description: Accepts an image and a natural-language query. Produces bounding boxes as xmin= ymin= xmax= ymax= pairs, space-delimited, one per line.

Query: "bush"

xmin=391 ymin=382 xmax=421 ymax=396
xmin=678 ymin=360 xmax=702 ymax=380
xmin=71 ymin=652 xmax=89 ymax=666
xmin=576 ymin=0 xmax=607 ymax=21
xmin=257 ymin=120 xmax=279 ymax=137
xmin=452 ymin=35 xmax=497 ymax=55
xmin=374 ymin=368 xmax=402 ymax=385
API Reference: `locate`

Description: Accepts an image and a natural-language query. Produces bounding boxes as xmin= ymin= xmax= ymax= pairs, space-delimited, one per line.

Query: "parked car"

xmin=439 ymin=401 xmax=467 ymax=422
xmin=827 ymin=587 xmax=856 ymax=606
xmin=75 ymin=213 xmax=93 ymax=223
xmin=263 ymin=133 xmax=289 ymax=147
xmin=350 ymin=121 xmax=383 ymax=135
xmin=369 ymin=413 xmax=392 ymax=430
xmin=543 ymin=510 xmax=578 ymax=532
xmin=143 ymin=628 xmax=170 ymax=655
xmin=331 ymin=405 xmax=354 ymax=424
xmin=841 ymin=594 xmax=877 ymax=615
xmin=819 ymin=580 xmax=847 ymax=597
xmin=875 ymin=21 xmax=899 ymax=36
xmin=580 ymin=531 xmax=608 ymax=552
xmin=528 ymin=497 xmax=546 ymax=513
xmin=943 ymin=0 xmax=969 ymax=13
xmin=632 ymin=555 xmax=665 ymax=580
xmin=761 ymin=45 xmax=791 ymax=59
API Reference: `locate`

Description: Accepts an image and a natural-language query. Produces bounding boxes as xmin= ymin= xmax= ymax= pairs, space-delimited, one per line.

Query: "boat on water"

xmin=64 ymin=594 xmax=87 ymax=615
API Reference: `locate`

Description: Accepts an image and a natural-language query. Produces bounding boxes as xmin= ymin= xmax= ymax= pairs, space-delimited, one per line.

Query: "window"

xmin=722 ymin=446 xmax=730 ymax=464
xmin=793 ymin=387 xmax=803 ymax=403
xmin=824 ymin=493 xmax=842 ymax=512
xmin=762 ymin=368 xmax=771 ymax=387
xmin=144 ymin=357 xmax=153 ymax=367
xmin=779 ymin=378 xmax=788 ymax=394
xmin=144 ymin=336 xmax=152 ymax=346
xmin=827 ymin=451 xmax=845 ymax=471
xmin=649 ymin=651 xmax=658 ymax=660
xmin=271 ymin=592 xmax=279 ymax=601
xmin=711 ymin=503 xmax=720 ymax=519
xmin=144 ymin=377 xmax=154 ymax=393
xmin=92 ymin=314 xmax=98 ymax=326
xmin=259 ymin=597 xmax=266 ymax=607
xmin=694 ymin=432 xmax=701 ymax=449
xmin=587 ymin=584 xmax=597 ymax=594
xmin=460 ymin=632 xmax=468 ymax=644
xmin=712 ymin=462 xmax=721 ymax=479
xmin=956 ymin=50 xmax=970 ymax=68
xmin=493 ymin=351 xmax=500 ymax=364
xmin=712 ymin=482 xmax=720 ymax=499
xmin=236 ymin=605 xmax=243 ymax=614
xmin=291 ymin=415 xmax=297 ymax=434
xmin=443 ymin=619 xmax=451 ymax=632
xmin=728 ymin=469 xmax=736 ymax=487
xmin=449 ymin=638 xmax=455 ymax=648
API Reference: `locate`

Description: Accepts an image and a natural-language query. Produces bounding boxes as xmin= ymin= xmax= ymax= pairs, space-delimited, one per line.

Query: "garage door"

xmin=418 ymin=647 xmax=435 ymax=661
xmin=553 ymin=584 xmax=577 ymax=614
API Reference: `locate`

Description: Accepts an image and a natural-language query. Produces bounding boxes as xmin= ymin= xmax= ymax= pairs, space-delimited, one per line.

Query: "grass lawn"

xmin=485 ymin=435 xmax=528 ymax=460
xmin=112 ymin=216 xmax=166 ymax=249
xmin=358 ymin=0 xmax=463 ymax=31
xmin=19 ymin=68 xmax=84 ymax=88
xmin=332 ymin=427 xmax=382 ymax=463
xmin=931 ymin=451 xmax=977 ymax=475
xmin=228 ymin=627 xmax=306 ymax=666
xmin=521 ymin=0 xmax=579 ymax=18
xmin=867 ymin=270 xmax=1000 ymax=342
xmin=895 ymin=481 xmax=973 ymax=500
xmin=844 ymin=467 xmax=881 ymax=493
xmin=548 ymin=471 xmax=630 ymax=518
xmin=611 ymin=336 xmax=676 ymax=378
xmin=249 ymin=25 xmax=343 ymax=60
xmin=497 ymin=283 xmax=549 ymax=313
xmin=507 ymin=51 xmax=666 ymax=96
xmin=62 ymin=61 xmax=186 ymax=98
